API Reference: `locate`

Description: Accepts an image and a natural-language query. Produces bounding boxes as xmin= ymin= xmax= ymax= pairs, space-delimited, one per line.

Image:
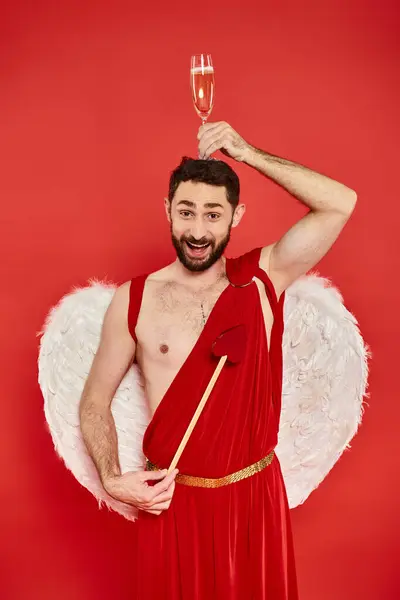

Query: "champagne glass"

xmin=190 ymin=54 xmax=215 ymax=126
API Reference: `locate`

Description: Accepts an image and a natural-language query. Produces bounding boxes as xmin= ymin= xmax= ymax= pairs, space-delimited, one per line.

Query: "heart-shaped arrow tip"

xmin=212 ymin=324 xmax=247 ymax=364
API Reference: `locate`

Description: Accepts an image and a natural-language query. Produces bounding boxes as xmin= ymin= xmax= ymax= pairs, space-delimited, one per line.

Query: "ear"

xmin=232 ymin=203 xmax=246 ymax=228
xmin=164 ymin=197 xmax=171 ymax=222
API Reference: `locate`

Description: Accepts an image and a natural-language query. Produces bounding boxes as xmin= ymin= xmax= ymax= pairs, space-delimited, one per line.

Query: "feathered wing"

xmin=38 ymin=275 xmax=368 ymax=519
xmin=38 ymin=281 xmax=150 ymax=522
xmin=276 ymin=274 xmax=369 ymax=508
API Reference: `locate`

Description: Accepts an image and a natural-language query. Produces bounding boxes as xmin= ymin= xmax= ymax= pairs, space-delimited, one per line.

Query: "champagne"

xmin=190 ymin=66 xmax=215 ymax=122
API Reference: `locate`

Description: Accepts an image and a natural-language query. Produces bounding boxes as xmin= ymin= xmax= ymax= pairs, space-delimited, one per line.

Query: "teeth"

xmin=187 ymin=242 xmax=208 ymax=248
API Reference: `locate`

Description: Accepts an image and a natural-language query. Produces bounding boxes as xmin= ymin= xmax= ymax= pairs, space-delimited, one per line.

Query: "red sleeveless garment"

xmin=129 ymin=248 xmax=299 ymax=600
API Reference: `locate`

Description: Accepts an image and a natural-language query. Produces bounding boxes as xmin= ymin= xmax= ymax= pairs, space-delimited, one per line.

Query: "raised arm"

xmin=79 ymin=282 xmax=178 ymax=515
xmin=246 ymin=147 xmax=357 ymax=295
xmin=198 ymin=121 xmax=357 ymax=295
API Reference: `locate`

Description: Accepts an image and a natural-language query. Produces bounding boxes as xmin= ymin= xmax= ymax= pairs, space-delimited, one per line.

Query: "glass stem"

xmin=199 ymin=117 xmax=207 ymax=159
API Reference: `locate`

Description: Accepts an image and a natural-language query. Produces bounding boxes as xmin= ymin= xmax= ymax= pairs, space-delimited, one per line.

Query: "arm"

xmin=245 ymin=146 xmax=357 ymax=295
xmin=198 ymin=122 xmax=357 ymax=295
xmin=79 ymin=282 xmax=134 ymax=484
xmin=79 ymin=282 xmax=178 ymax=515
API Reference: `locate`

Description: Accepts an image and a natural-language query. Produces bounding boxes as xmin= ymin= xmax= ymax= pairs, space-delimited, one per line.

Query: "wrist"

xmin=101 ymin=468 xmax=121 ymax=489
xmin=102 ymin=475 xmax=119 ymax=495
xmin=242 ymin=144 xmax=261 ymax=167
xmin=243 ymin=145 xmax=278 ymax=179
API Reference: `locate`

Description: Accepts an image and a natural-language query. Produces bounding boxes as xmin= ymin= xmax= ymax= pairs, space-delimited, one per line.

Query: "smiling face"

xmin=166 ymin=180 xmax=245 ymax=272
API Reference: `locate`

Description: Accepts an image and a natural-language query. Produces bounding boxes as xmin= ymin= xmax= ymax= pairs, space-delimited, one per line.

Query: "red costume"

xmin=129 ymin=248 xmax=299 ymax=599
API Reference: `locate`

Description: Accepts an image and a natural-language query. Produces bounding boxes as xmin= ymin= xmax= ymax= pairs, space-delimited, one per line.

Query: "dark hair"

xmin=168 ymin=157 xmax=240 ymax=208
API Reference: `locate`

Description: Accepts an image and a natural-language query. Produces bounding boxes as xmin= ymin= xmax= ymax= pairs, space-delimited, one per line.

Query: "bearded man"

xmin=79 ymin=121 xmax=357 ymax=599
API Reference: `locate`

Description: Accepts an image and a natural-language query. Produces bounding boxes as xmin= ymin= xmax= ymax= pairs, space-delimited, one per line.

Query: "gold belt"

xmin=145 ymin=450 xmax=275 ymax=489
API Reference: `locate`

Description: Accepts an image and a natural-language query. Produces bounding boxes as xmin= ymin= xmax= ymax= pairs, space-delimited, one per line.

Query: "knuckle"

xmin=142 ymin=488 xmax=155 ymax=502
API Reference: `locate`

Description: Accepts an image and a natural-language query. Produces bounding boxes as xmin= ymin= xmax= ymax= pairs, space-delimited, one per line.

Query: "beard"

xmin=171 ymin=225 xmax=232 ymax=272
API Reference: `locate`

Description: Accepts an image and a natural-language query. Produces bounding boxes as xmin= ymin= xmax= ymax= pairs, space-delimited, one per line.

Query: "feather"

xmin=38 ymin=274 xmax=368 ymax=519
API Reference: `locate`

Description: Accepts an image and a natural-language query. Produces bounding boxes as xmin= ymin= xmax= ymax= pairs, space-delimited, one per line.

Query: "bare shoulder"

xmin=258 ymin=243 xmax=286 ymax=299
xmin=259 ymin=245 xmax=274 ymax=274
xmin=102 ymin=281 xmax=131 ymax=335
xmin=111 ymin=280 xmax=131 ymax=309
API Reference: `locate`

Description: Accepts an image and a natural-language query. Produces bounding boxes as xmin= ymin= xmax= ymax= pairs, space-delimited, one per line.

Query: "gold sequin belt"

xmin=145 ymin=450 xmax=275 ymax=488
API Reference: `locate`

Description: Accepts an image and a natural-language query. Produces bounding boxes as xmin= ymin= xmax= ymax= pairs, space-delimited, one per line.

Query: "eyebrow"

xmin=176 ymin=200 xmax=224 ymax=209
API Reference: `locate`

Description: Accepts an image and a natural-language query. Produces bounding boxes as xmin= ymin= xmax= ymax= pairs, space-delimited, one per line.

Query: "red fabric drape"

xmin=131 ymin=248 xmax=298 ymax=599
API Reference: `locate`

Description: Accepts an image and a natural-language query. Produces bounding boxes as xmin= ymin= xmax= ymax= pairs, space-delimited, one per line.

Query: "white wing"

xmin=38 ymin=275 xmax=368 ymax=520
xmin=38 ymin=281 xmax=150 ymax=522
xmin=276 ymin=273 xmax=369 ymax=508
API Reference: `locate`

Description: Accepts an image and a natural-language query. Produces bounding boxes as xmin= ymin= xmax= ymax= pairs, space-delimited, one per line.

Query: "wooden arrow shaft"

xmin=167 ymin=355 xmax=228 ymax=474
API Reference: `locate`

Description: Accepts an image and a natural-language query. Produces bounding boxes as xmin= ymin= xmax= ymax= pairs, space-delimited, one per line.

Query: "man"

xmin=79 ymin=122 xmax=357 ymax=599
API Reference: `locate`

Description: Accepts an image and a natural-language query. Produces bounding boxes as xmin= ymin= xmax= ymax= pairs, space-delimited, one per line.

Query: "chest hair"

xmin=151 ymin=276 xmax=228 ymax=336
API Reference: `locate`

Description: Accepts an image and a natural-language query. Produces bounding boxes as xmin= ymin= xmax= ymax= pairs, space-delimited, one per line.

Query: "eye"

xmin=207 ymin=213 xmax=221 ymax=221
xmin=179 ymin=210 xmax=193 ymax=218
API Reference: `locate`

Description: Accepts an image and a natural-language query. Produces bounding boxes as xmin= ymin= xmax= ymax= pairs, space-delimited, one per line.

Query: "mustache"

xmin=182 ymin=235 xmax=213 ymax=245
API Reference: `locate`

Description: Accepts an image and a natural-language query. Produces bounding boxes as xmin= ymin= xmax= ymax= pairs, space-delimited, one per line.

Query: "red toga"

xmin=129 ymin=248 xmax=299 ymax=599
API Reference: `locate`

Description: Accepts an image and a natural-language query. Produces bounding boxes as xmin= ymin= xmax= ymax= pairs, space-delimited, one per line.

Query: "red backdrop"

xmin=1 ymin=1 xmax=399 ymax=598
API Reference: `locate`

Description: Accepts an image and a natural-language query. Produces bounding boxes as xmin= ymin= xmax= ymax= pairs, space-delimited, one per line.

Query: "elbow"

xmin=349 ymin=188 xmax=358 ymax=210
xmin=340 ymin=188 xmax=357 ymax=219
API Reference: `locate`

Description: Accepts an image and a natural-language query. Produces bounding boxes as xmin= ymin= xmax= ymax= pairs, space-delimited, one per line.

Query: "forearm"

xmin=79 ymin=395 xmax=121 ymax=484
xmin=244 ymin=145 xmax=357 ymax=215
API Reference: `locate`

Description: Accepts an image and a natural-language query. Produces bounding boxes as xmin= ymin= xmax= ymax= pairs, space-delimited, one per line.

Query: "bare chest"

xmin=134 ymin=276 xmax=274 ymax=415
xmin=136 ymin=278 xmax=229 ymax=370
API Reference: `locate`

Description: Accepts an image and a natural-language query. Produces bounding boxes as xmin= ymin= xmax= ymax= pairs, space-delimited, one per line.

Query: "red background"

xmin=1 ymin=1 xmax=399 ymax=598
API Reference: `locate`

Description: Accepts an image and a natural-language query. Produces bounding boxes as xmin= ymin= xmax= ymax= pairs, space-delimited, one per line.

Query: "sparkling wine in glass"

xmin=190 ymin=54 xmax=215 ymax=126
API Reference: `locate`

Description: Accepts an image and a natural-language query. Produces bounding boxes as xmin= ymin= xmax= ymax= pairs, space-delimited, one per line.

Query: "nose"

xmin=190 ymin=218 xmax=207 ymax=241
